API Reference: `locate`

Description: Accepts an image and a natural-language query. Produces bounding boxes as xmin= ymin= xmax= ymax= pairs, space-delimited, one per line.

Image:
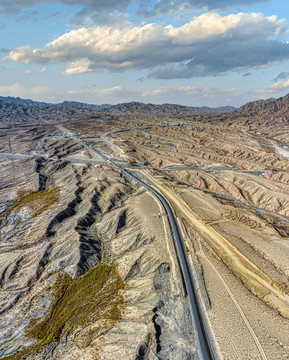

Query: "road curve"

xmin=126 ymin=172 xmax=216 ymax=360
xmin=57 ymin=125 xmax=216 ymax=360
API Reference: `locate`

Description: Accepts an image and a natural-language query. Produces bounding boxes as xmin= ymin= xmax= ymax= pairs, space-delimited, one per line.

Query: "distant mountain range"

xmin=0 ymin=96 xmax=235 ymax=113
xmin=0 ymin=96 xmax=111 ymax=110
xmin=0 ymin=99 xmax=97 ymax=123
xmin=203 ymin=106 xmax=236 ymax=112
xmin=1 ymin=92 xmax=289 ymax=129
xmin=233 ymin=93 xmax=289 ymax=117
xmin=3 ymin=93 xmax=289 ymax=122
xmin=100 ymin=101 xmax=235 ymax=115
xmin=0 ymin=96 xmax=48 ymax=107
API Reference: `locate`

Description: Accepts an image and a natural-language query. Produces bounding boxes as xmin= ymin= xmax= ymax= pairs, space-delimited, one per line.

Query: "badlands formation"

xmin=0 ymin=96 xmax=289 ymax=359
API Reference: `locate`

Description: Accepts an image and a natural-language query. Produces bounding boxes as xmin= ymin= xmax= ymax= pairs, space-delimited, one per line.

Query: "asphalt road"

xmin=57 ymin=125 xmax=216 ymax=360
xmin=125 ymin=171 xmax=216 ymax=360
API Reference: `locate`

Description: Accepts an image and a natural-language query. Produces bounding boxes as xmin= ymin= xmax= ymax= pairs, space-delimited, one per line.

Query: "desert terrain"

xmin=0 ymin=96 xmax=289 ymax=359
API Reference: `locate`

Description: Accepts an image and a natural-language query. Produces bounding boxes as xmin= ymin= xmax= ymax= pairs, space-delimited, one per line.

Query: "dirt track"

xmin=142 ymin=170 xmax=289 ymax=318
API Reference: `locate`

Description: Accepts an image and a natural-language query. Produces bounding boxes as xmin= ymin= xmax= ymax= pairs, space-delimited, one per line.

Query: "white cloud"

xmin=260 ymin=79 xmax=289 ymax=93
xmin=61 ymin=59 xmax=93 ymax=75
xmin=0 ymin=83 xmax=49 ymax=97
xmin=67 ymin=85 xmax=139 ymax=103
xmin=141 ymin=83 xmax=289 ymax=106
xmin=5 ymin=13 xmax=289 ymax=79
xmin=64 ymin=84 xmax=258 ymax=107
xmin=96 ymin=85 xmax=123 ymax=96
xmin=1 ymin=81 xmax=287 ymax=107
xmin=24 ymin=67 xmax=47 ymax=75
xmin=142 ymin=86 xmax=255 ymax=106
xmin=38 ymin=67 xmax=47 ymax=73
xmin=68 ymin=85 xmax=123 ymax=96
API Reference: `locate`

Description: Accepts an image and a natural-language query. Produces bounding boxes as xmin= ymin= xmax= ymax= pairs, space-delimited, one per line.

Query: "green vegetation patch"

xmin=3 ymin=264 xmax=124 ymax=360
xmin=1 ymin=188 xmax=58 ymax=218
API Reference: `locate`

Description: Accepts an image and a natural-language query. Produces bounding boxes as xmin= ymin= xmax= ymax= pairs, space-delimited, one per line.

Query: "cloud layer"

xmin=54 ymin=82 xmax=287 ymax=106
xmin=2 ymin=79 xmax=288 ymax=107
xmin=261 ymin=79 xmax=289 ymax=93
xmin=272 ymin=71 xmax=289 ymax=82
xmin=0 ymin=83 xmax=49 ymax=97
xmin=138 ymin=0 xmax=271 ymax=17
xmin=0 ymin=0 xmax=130 ymax=16
xmin=0 ymin=0 xmax=270 ymax=17
xmin=5 ymin=13 xmax=289 ymax=79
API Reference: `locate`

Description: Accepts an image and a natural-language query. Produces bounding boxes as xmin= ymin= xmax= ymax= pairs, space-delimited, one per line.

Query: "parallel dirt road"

xmin=142 ymin=170 xmax=289 ymax=318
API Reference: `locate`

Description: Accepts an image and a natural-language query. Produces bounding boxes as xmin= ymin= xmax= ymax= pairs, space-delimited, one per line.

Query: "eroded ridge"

xmin=0 ymin=123 xmax=196 ymax=360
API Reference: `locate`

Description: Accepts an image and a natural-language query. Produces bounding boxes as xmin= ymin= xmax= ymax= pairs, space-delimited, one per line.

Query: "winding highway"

xmin=57 ymin=125 xmax=216 ymax=360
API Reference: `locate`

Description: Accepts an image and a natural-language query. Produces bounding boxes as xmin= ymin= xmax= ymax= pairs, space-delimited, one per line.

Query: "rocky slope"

xmin=234 ymin=93 xmax=289 ymax=117
xmin=0 ymin=122 xmax=197 ymax=360
xmin=102 ymin=117 xmax=289 ymax=358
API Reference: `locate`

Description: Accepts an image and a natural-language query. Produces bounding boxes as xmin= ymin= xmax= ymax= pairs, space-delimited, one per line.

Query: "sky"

xmin=1 ymin=0 xmax=289 ymax=107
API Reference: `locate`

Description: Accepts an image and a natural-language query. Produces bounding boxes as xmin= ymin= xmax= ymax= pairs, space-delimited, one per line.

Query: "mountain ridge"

xmin=0 ymin=96 xmax=110 ymax=110
xmin=233 ymin=93 xmax=289 ymax=117
xmin=0 ymin=96 xmax=235 ymax=113
xmin=3 ymin=93 xmax=289 ymax=122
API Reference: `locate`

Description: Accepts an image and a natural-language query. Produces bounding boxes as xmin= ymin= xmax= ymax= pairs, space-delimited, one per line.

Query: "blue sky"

xmin=1 ymin=0 xmax=289 ymax=107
